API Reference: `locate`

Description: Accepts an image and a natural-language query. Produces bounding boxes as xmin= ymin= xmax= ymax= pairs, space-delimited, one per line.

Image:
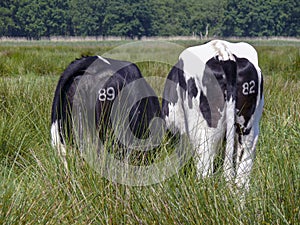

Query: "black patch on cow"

xmin=187 ymin=77 xmax=198 ymax=108
xmin=221 ymin=59 xmax=237 ymax=101
xmin=162 ymin=59 xmax=186 ymax=117
xmin=235 ymin=122 xmax=251 ymax=144
xmin=199 ymin=90 xmax=212 ymax=126
xmin=235 ymin=57 xmax=259 ymax=135
xmin=199 ymin=57 xmax=227 ymax=128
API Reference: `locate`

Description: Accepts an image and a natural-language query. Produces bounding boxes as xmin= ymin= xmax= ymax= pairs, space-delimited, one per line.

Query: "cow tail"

xmin=50 ymin=73 xmax=69 ymax=167
xmin=50 ymin=56 xmax=98 ymax=165
xmin=222 ymin=54 xmax=237 ymax=181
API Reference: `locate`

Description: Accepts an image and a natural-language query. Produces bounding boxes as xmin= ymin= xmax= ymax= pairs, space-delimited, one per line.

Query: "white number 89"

xmin=98 ymin=87 xmax=115 ymax=101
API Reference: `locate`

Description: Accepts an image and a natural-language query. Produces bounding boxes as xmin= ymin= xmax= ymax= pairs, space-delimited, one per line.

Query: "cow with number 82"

xmin=162 ymin=40 xmax=264 ymax=190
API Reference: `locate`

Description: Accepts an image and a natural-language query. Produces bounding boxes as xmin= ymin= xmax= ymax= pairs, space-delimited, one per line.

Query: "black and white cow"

xmin=51 ymin=56 xmax=161 ymax=167
xmin=162 ymin=40 xmax=264 ymax=189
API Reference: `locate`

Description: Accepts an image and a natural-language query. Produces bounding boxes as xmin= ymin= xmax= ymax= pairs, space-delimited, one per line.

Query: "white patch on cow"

xmin=236 ymin=115 xmax=246 ymax=128
xmin=180 ymin=40 xmax=258 ymax=67
xmin=182 ymin=75 xmax=227 ymax=177
xmin=51 ymin=120 xmax=60 ymax=147
xmin=51 ymin=120 xmax=68 ymax=169
xmin=189 ymin=108 xmax=226 ymax=177
xmin=256 ymin=69 xmax=263 ymax=109
xmin=179 ymin=43 xmax=215 ymax=83
xmin=227 ymin=42 xmax=258 ymax=67
xmin=97 ymin=55 xmax=111 ymax=65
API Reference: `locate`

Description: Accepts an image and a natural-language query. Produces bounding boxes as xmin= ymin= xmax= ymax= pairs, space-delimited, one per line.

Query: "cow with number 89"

xmin=50 ymin=56 xmax=161 ymax=168
xmin=162 ymin=40 xmax=264 ymax=190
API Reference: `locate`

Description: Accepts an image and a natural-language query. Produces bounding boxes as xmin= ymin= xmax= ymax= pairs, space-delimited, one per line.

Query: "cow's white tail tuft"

xmin=51 ymin=120 xmax=60 ymax=147
xmin=224 ymin=97 xmax=236 ymax=181
xmin=51 ymin=120 xmax=68 ymax=169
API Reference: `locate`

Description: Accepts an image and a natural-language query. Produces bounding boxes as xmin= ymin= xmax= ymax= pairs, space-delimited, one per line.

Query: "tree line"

xmin=0 ymin=0 xmax=299 ymax=39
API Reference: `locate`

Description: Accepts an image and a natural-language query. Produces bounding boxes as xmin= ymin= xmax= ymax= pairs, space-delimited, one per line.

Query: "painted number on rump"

xmin=98 ymin=87 xmax=115 ymax=101
xmin=242 ymin=80 xmax=255 ymax=95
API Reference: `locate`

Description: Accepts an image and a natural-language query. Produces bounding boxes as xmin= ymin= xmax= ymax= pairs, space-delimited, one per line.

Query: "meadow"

xmin=0 ymin=39 xmax=299 ymax=224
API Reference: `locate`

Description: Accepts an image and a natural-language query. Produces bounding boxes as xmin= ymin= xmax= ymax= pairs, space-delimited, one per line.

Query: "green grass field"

xmin=0 ymin=40 xmax=299 ymax=224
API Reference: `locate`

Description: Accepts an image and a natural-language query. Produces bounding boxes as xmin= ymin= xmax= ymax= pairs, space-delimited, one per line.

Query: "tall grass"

xmin=0 ymin=40 xmax=299 ymax=224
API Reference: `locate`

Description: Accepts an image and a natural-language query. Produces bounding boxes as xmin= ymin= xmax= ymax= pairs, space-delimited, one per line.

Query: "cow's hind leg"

xmin=195 ymin=147 xmax=214 ymax=178
xmin=193 ymin=130 xmax=223 ymax=178
xmin=235 ymin=99 xmax=263 ymax=190
xmin=234 ymin=133 xmax=257 ymax=190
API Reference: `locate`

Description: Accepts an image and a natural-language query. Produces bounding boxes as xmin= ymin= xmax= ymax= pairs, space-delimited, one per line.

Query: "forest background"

xmin=0 ymin=0 xmax=299 ymax=40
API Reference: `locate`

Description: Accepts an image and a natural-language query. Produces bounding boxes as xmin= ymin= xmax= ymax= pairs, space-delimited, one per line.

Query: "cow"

xmin=51 ymin=55 xmax=161 ymax=168
xmin=162 ymin=40 xmax=264 ymax=190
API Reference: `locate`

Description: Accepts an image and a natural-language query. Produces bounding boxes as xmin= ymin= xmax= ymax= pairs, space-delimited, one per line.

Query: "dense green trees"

xmin=0 ymin=0 xmax=299 ymax=39
xmin=222 ymin=0 xmax=299 ymax=37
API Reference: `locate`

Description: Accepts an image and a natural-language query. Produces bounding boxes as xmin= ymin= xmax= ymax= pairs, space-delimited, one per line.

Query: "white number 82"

xmin=242 ymin=80 xmax=256 ymax=95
